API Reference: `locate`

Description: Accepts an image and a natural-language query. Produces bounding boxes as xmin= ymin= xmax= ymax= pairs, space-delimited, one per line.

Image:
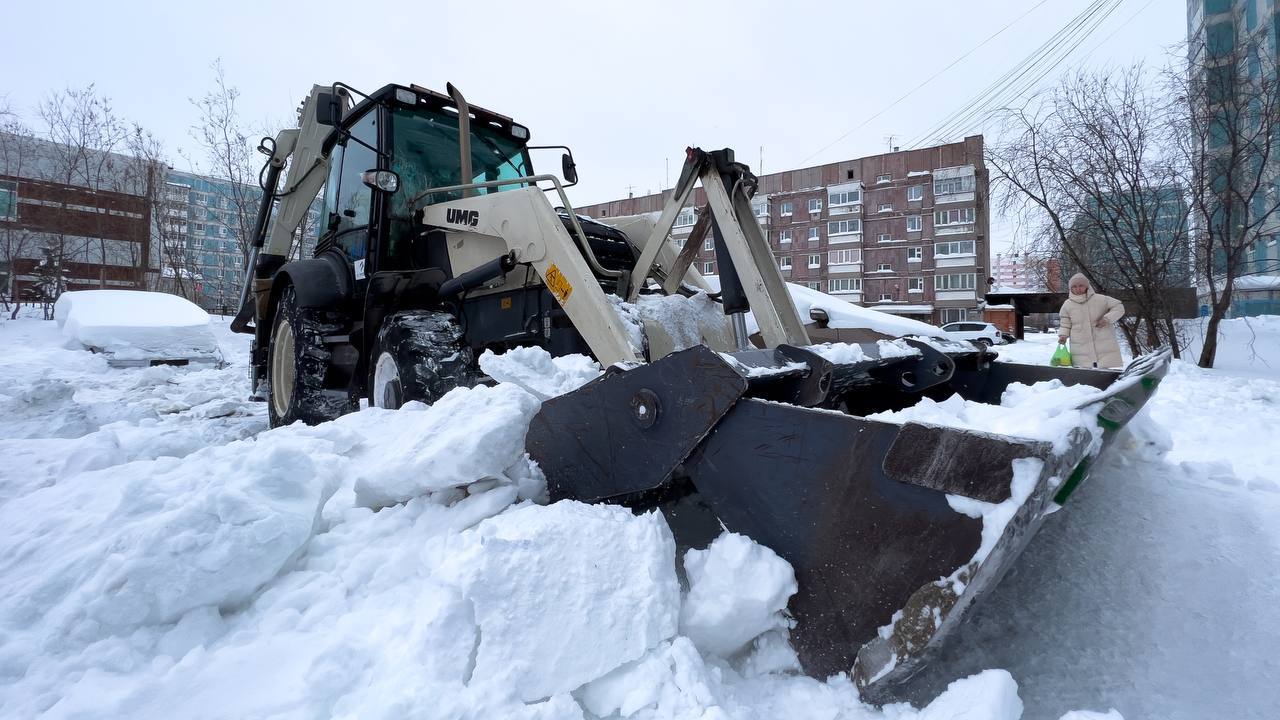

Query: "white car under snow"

xmin=54 ymin=290 xmax=222 ymax=368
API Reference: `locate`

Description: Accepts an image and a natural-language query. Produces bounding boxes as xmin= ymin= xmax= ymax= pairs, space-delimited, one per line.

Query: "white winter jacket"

xmin=1058 ymin=290 xmax=1125 ymax=369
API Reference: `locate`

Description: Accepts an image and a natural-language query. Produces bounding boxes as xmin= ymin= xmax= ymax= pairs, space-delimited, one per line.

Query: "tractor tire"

xmin=369 ymin=310 xmax=475 ymax=410
xmin=267 ymin=286 xmax=357 ymax=427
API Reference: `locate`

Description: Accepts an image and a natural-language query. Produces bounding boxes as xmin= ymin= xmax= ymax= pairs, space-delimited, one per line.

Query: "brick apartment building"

xmin=1 ymin=132 xmax=153 ymax=298
xmin=575 ymin=136 xmax=990 ymax=325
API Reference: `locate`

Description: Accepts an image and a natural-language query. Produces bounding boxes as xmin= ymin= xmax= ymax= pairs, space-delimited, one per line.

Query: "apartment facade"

xmin=1187 ymin=0 xmax=1280 ymax=292
xmin=574 ymin=137 xmax=990 ymax=325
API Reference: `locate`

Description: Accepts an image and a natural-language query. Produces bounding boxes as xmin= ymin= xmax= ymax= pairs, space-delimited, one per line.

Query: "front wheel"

xmin=368 ymin=310 xmax=475 ymax=409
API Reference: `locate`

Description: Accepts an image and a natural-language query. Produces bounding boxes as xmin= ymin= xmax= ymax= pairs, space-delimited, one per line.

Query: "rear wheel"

xmin=369 ymin=310 xmax=475 ymax=409
xmin=267 ymin=286 xmax=357 ymax=426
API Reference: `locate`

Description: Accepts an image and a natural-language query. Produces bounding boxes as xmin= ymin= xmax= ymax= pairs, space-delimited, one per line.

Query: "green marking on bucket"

xmin=1054 ymin=457 xmax=1091 ymax=504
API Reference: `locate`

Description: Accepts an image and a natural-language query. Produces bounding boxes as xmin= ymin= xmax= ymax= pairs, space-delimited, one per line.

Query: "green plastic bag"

xmin=1050 ymin=344 xmax=1072 ymax=367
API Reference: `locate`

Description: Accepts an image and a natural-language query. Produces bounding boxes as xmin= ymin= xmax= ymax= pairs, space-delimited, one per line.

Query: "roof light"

xmin=394 ymin=88 xmax=417 ymax=105
xmin=511 ymin=124 xmax=529 ymax=140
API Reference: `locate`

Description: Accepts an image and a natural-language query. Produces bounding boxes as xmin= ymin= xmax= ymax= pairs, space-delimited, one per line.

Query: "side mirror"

xmin=315 ymin=93 xmax=339 ymax=126
xmin=561 ymin=153 xmax=578 ymax=185
xmin=809 ymin=307 xmax=830 ymax=328
xmin=362 ymin=169 xmax=400 ymax=194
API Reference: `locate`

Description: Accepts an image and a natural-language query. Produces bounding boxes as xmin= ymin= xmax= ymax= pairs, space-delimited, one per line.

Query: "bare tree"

xmin=989 ymin=65 xmax=1191 ymax=358
xmin=1170 ymin=40 xmax=1280 ymax=367
xmin=128 ymin=126 xmax=200 ymax=301
xmin=37 ymin=85 xmax=140 ymax=292
xmin=187 ymin=60 xmax=262 ymax=275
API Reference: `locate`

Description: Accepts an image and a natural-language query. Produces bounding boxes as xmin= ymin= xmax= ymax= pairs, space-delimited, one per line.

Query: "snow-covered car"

xmin=940 ymin=321 xmax=1004 ymax=347
xmin=54 ymin=290 xmax=222 ymax=368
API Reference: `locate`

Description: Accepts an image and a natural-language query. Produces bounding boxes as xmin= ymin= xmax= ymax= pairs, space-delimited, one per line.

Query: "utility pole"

xmin=624 ymin=184 xmax=637 ymax=199
xmin=884 ymin=134 xmax=898 ymax=152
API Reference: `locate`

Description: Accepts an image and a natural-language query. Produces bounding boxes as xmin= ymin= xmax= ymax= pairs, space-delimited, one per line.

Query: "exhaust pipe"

xmin=447 ymin=83 xmax=475 ymax=199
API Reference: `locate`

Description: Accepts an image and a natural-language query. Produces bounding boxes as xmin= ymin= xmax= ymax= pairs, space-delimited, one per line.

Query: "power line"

xmin=907 ymin=0 xmax=1123 ymax=149
xmin=795 ymin=0 xmax=1053 ymax=167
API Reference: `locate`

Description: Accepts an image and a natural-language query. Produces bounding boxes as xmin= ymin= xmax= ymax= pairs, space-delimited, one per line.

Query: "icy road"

xmin=1 ymin=309 xmax=1277 ymax=719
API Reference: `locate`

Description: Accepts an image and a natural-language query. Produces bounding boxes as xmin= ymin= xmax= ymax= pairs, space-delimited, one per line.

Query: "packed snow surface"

xmin=3 ymin=306 xmax=1277 ymax=718
xmin=54 ymin=290 xmax=218 ymax=360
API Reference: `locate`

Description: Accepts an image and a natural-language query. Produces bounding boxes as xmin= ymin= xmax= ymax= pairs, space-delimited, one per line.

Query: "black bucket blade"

xmin=529 ymin=345 xmax=747 ymax=503
xmin=680 ymin=398 xmax=1053 ymax=680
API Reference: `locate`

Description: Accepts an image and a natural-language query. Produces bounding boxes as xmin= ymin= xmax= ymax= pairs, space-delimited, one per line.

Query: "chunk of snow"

xmin=54 ymin=290 xmax=218 ymax=360
xmin=914 ymin=669 xmax=1023 ymax=720
xmin=679 ymin=532 xmax=797 ymax=658
xmin=351 ymin=383 xmax=541 ymax=509
xmin=444 ymin=501 xmax=680 ymax=702
xmin=478 ymin=346 xmax=602 ymax=401
xmin=1059 ymin=710 xmax=1126 ymax=720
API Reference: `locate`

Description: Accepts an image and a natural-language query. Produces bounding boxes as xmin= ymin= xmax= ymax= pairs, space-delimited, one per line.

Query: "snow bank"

xmin=700 ymin=278 xmax=945 ymax=339
xmin=679 ymin=532 xmax=797 ymax=659
xmin=478 ymin=346 xmax=602 ymax=400
xmin=54 ymin=290 xmax=218 ymax=359
xmin=912 ymin=669 xmax=1024 ymax=720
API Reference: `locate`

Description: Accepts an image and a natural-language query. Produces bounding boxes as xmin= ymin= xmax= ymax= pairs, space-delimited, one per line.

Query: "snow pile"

xmin=54 ymin=290 xmax=219 ymax=359
xmin=610 ymin=291 xmax=726 ymax=354
xmin=679 ymin=532 xmax=797 ymax=658
xmin=349 ymin=383 xmax=542 ymax=509
xmin=869 ymin=379 xmax=1107 ymax=455
xmin=479 ymin=345 xmax=602 ymax=400
xmin=444 ymin=502 xmax=680 ymax=702
xmin=810 ymin=338 xmax=921 ymax=364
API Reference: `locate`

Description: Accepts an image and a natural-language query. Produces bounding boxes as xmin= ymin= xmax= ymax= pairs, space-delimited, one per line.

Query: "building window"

xmin=878 ymin=233 xmax=893 ymax=243
xmin=780 ymin=201 xmax=793 ymax=216
xmin=806 ymin=281 xmax=821 ymax=290
xmin=807 ymin=227 xmax=820 ymax=242
xmin=779 ymin=256 xmax=793 ymax=270
xmin=808 ymin=198 xmax=822 ymax=213
xmin=675 ymin=208 xmax=696 ymax=228
xmin=908 ymin=246 xmax=923 ymax=261
xmin=907 ymin=185 xmax=924 ymax=201
xmin=194 ymin=222 xmax=205 ymax=232
xmin=876 ymin=263 xmax=892 ymax=272
xmin=935 ymin=240 xmax=976 ymax=256
xmin=828 ymin=248 xmax=860 ymax=265
xmin=829 ymin=188 xmax=861 ymax=206
xmin=753 ymin=200 xmax=768 ymax=217
xmin=780 ymin=229 xmax=792 ymax=244
xmin=704 ymin=238 xmax=714 ymax=252
xmin=829 ymin=277 xmax=862 ymax=293
xmin=933 ymin=175 xmax=975 ymax=196
xmin=934 ymin=273 xmax=976 ymax=290
xmin=907 ymin=215 xmax=922 ymax=232
xmin=934 ymin=208 xmax=975 ymax=226
xmin=828 ymin=219 xmax=861 ymax=236
xmin=808 ymin=254 xmax=821 ymax=268
xmin=908 ymin=277 xmax=924 ymax=292
xmin=876 ymin=174 xmax=891 ymax=184
xmin=1 ymin=181 xmax=18 ymax=222
xmin=879 ymin=294 xmax=894 ymax=301
xmin=878 ymin=203 xmax=893 ymax=212
xmin=703 ymin=262 xmax=715 ymax=274
xmin=942 ymin=307 xmax=966 ymax=324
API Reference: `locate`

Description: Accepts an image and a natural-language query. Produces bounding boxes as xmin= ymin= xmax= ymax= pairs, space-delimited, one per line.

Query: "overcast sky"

xmin=2 ymin=0 xmax=1185 ymax=253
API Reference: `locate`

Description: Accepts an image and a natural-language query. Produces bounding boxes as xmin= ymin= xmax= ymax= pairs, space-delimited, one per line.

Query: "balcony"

xmin=935 ymin=253 xmax=977 ymax=268
xmin=829 ymin=289 xmax=862 ymax=299
xmin=828 ymin=232 xmax=861 ymax=245
xmin=828 ymin=204 xmax=860 ymax=216
xmin=828 ymin=262 xmax=862 ymax=273
xmin=935 ymin=223 xmax=974 ymax=236
xmin=935 ymin=289 xmax=976 ymax=301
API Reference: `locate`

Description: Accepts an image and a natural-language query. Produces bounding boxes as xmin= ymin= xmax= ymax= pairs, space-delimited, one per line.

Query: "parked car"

xmin=54 ymin=290 xmax=223 ymax=368
xmin=940 ymin=321 xmax=1004 ymax=347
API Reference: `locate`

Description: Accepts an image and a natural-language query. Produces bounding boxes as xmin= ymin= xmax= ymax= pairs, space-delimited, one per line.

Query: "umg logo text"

xmin=446 ymin=208 xmax=480 ymax=227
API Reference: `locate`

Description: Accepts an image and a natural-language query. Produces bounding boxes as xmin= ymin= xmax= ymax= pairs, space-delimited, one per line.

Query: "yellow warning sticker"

xmin=544 ymin=264 xmax=573 ymax=306
xmin=500 ymin=297 xmax=513 ymax=310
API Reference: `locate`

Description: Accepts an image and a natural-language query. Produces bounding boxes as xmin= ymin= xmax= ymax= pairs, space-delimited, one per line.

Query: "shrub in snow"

xmin=679 ymin=531 xmax=797 ymax=659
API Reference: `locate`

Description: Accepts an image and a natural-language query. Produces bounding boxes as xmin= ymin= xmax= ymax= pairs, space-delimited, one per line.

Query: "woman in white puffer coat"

xmin=1057 ymin=273 xmax=1125 ymax=369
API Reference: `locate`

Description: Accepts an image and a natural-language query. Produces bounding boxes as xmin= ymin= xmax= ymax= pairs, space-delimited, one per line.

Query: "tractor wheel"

xmin=267 ymin=286 xmax=356 ymax=427
xmin=369 ymin=310 xmax=475 ymax=410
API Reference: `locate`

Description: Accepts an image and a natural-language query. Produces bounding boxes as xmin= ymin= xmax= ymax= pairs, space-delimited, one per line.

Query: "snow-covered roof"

xmin=984 ymin=304 xmax=1017 ymax=310
xmin=1234 ymin=275 xmax=1280 ymax=291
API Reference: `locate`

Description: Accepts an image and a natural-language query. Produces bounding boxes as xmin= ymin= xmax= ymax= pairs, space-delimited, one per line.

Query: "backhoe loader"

xmin=232 ymin=81 xmax=1170 ymax=699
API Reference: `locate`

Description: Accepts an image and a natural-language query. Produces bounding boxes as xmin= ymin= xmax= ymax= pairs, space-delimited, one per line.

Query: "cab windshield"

xmin=390 ymin=104 xmax=531 ymax=216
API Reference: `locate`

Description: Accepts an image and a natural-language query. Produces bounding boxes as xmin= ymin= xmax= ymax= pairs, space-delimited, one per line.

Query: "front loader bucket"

xmin=526 ymin=345 xmax=1171 ymax=700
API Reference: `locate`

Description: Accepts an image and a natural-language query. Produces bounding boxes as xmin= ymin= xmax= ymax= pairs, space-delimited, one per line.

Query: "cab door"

xmin=319 ymin=108 xmax=384 ymax=283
